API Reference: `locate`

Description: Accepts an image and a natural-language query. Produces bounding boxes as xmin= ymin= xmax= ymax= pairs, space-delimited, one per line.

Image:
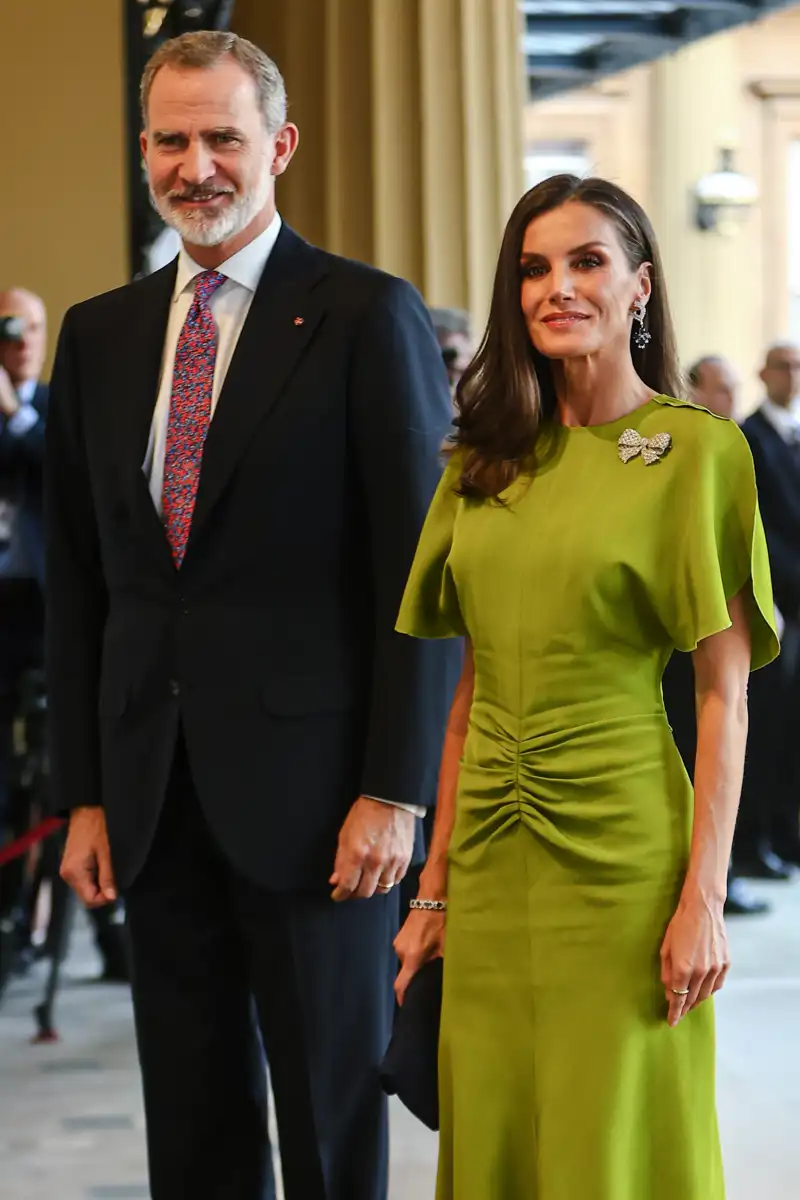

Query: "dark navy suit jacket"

xmin=45 ymin=225 xmax=460 ymax=890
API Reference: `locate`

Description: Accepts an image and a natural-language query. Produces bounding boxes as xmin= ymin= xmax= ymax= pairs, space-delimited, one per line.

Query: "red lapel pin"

xmin=293 ymin=316 xmax=305 ymax=326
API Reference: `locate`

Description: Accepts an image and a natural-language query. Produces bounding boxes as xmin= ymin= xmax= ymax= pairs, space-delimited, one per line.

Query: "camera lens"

xmin=0 ymin=316 xmax=25 ymax=343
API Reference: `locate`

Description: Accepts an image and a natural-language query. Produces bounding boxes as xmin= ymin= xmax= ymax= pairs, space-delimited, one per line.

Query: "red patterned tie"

xmin=162 ymin=269 xmax=227 ymax=567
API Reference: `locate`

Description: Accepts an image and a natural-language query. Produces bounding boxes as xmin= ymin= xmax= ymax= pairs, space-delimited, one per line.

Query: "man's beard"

xmin=150 ymin=165 xmax=271 ymax=248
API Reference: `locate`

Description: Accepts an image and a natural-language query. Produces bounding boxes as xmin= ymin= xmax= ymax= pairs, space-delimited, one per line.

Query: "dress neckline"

xmin=558 ymin=395 xmax=663 ymax=432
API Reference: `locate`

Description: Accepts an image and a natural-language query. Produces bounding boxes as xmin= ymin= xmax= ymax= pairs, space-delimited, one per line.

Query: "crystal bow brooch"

xmin=617 ymin=428 xmax=672 ymax=465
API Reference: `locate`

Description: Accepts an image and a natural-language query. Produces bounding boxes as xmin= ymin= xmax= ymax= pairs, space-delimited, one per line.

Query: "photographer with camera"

xmin=0 ymin=288 xmax=48 ymax=823
xmin=428 ymin=306 xmax=474 ymax=396
xmin=0 ymin=292 xmax=47 ymax=572
xmin=0 ymin=289 xmax=128 ymax=986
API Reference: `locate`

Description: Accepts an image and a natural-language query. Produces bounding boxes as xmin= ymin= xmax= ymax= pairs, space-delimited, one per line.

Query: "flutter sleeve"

xmin=396 ymin=451 xmax=467 ymax=639
xmin=666 ymin=422 xmax=779 ymax=671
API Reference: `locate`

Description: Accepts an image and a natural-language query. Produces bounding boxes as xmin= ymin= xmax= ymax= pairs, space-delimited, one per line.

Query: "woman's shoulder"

xmin=440 ymin=442 xmax=467 ymax=484
xmin=650 ymin=394 xmax=746 ymax=457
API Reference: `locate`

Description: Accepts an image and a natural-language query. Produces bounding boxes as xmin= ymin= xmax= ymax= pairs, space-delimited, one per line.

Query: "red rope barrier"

xmin=0 ymin=817 xmax=65 ymax=867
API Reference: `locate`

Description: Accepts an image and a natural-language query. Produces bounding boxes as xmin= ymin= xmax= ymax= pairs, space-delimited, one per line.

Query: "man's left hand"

xmin=330 ymin=797 xmax=415 ymax=901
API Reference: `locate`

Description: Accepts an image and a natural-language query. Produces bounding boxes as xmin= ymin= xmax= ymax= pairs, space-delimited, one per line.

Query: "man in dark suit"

xmin=47 ymin=31 xmax=457 ymax=1200
xmin=738 ymin=342 xmax=800 ymax=878
xmin=0 ymin=287 xmax=48 ymax=828
xmin=0 ymin=290 xmax=129 ymax=983
xmin=659 ymin=356 xmax=770 ymax=916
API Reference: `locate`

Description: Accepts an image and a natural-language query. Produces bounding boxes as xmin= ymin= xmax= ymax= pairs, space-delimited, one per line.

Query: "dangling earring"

xmin=631 ymin=299 xmax=651 ymax=350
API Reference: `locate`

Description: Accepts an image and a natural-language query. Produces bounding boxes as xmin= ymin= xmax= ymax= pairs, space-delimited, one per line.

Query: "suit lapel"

xmin=186 ymin=227 xmax=329 ymax=551
xmin=33 ymin=382 xmax=49 ymax=416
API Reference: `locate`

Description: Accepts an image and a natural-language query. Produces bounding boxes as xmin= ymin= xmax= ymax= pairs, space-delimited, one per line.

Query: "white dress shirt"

xmin=6 ymin=377 xmax=40 ymax=436
xmin=144 ymin=213 xmax=283 ymax=514
xmin=143 ymin=215 xmax=423 ymax=818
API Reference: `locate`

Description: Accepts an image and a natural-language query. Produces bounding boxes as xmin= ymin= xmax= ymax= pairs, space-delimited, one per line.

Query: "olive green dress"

xmin=396 ymin=396 xmax=779 ymax=1200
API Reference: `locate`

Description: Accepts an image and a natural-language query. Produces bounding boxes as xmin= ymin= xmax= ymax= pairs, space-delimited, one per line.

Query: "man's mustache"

xmin=166 ymin=185 xmax=236 ymax=201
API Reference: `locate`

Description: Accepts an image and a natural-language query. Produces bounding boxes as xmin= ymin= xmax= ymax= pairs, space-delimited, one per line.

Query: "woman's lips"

xmin=541 ymin=313 xmax=589 ymax=327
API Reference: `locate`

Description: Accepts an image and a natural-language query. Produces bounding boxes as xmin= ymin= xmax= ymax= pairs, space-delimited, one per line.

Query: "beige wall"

xmin=525 ymin=6 xmax=800 ymax=412
xmin=0 ymin=0 xmax=128 ymax=376
xmin=2 ymin=0 xmax=521 ymax=372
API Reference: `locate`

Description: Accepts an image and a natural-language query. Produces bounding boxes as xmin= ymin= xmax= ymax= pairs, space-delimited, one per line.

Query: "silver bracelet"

xmin=410 ymin=898 xmax=447 ymax=912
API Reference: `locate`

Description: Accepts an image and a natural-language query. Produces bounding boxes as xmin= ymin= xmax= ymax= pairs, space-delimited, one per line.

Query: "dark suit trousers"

xmin=664 ymin=646 xmax=800 ymax=862
xmin=737 ymin=628 xmax=800 ymax=858
xmin=124 ymin=732 xmax=398 ymax=1200
xmin=0 ymin=578 xmax=43 ymax=823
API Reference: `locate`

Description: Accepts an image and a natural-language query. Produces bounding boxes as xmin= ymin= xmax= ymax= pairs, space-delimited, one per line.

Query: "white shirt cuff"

xmin=364 ymin=795 xmax=426 ymax=818
xmin=7 ymin=406 xmax=40 ymax=436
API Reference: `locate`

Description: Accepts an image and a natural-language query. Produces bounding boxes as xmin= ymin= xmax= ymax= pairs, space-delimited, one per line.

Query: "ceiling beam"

xmin=525 ymin=54 xmax=598 ymax=79
xmin=520 ymin=1 xmax=756 ymax=13
xmin=522 ymin=0 xmax=795 ymax=102
xmin=523 ymin=32 xmax=679 ymax=56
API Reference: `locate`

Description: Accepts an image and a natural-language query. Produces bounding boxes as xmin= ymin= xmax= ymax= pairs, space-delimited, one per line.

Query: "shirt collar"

xmin=761 ymin=395 xmax=800 ymax=442
xmin=16 ymin=379 xmax=37 ymax=405
xmin=172 ymin=212 xmax=283 ymax=302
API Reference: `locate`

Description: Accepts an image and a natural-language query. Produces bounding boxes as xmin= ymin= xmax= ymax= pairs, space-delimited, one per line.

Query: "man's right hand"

xmin=0 ymin=366 xmax=19 ymax=418
xmin=60 ymin=807 xmax=118 ymax=907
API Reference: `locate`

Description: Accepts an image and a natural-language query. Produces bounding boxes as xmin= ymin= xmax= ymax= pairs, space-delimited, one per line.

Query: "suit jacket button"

xmin=170 ymin=680 xmax=180 ymax=697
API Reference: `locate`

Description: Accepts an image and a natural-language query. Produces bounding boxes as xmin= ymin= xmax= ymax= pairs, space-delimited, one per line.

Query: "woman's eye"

xmin=522 ymin=264 xmax=547 ymax=279
xmin=576 ymin=254 xmax=603 ymax=269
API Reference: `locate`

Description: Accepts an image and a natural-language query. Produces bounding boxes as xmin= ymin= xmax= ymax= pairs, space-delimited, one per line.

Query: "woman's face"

xmin=519 ymin=201 xmax=651 ymax=362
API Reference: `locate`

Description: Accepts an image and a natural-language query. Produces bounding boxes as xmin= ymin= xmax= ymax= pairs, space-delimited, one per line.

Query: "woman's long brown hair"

xmin=453 ymin=175 xmax=683 ymax=498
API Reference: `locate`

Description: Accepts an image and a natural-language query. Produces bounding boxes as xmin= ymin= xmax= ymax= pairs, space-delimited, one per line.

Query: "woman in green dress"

xmin=393 ymin=175 xmax=779 ymax=1200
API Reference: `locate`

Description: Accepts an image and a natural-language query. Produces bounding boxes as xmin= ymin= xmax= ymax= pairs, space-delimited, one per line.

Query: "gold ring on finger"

xmin=670 ymin=987 xmax=690 ymax=996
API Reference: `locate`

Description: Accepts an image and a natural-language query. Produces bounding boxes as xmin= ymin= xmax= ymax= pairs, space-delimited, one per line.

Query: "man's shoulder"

xmin=741 ymin=406 xmax=772 ymax=445
xmin=310 ymin=244 xmax=422 ymax=307
xmin=740 ymin=405 xmax=764 ymax=430
xmin=64 ymin=264 xmax=175 ymax=335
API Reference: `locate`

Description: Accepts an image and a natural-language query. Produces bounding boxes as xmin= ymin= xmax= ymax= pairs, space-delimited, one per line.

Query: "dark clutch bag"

xmin=379 ymin=957 xmax=443 ymax=1132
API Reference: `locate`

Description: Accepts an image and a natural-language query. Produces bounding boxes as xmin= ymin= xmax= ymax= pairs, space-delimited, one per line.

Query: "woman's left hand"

xmin=659 ymin=891 xmax=730 ymax=1027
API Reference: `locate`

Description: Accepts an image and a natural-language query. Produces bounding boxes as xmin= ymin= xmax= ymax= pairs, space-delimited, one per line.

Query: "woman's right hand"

xmin=394 ymin=908 xmax=446 ymax=1006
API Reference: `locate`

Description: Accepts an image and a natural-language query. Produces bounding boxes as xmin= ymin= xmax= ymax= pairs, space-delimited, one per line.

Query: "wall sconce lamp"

xmin=694 ymin=148 xmax=758 ymax=235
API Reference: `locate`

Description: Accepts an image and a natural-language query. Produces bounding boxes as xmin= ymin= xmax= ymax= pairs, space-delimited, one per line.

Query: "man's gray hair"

xmin=140 ymin=31 xmax=287 ymax=134
xmin=687 ymin=355 xmax=725 ymax=388
xmin=428 ymin=307 xmax=472 ymax=340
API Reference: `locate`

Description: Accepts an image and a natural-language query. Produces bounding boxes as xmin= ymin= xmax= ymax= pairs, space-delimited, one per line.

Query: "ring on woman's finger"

xmin=376 ymin=882 xmax=395 ymax=894
xmin=670 ymin=987 xmax=690 ymax=996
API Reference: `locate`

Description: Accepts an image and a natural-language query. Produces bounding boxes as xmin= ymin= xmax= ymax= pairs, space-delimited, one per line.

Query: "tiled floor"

xmin=1 ymin=879 xmax=797 ymax=1199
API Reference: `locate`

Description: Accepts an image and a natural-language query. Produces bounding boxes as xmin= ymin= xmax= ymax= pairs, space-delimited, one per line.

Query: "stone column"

xmin=234 ymin=0 xmax=525 ymax=325
xmin=649 ymin=32 xmax=762 ymax=400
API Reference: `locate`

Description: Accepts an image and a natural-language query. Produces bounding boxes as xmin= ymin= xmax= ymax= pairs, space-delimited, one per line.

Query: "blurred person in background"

xmin=688 ymin=354 xmax=740 ymax=419
xmin=429 ymin=307 xmax=474 ymax=394
xmin=0 ymin=288 xmax=129 ymax=983
xmin=736 ymin=342 xmax=800 ymax=878
xmin=0 ymin=288 xmax=48 ymax=828
xmin=0 ymin=289 xmax=47 ymax=585
xmin=662 ymin=353 xmax=770 ymax=915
